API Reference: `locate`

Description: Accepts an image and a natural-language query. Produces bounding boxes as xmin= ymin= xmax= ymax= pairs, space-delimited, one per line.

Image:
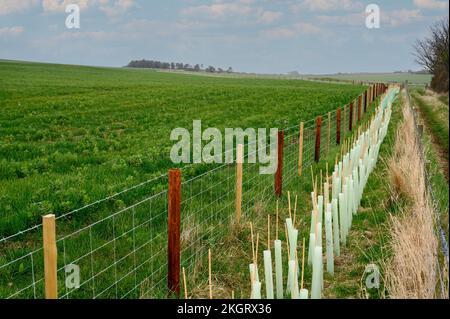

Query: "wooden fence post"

xmin=336 ymin=108 xmax=341 ymax=145
xmin=327 ymin=112 xmax=331 ymax=155
xmin=357 ymin=95 xmax=362 ymax=122
xmin=349 ymin=102 xmax=353 ymax=132
xmin=298 ymin=122 xmax=304 ymax=177
xmin=235 ymin=144 xmax=243 ymax=224
xmin=43 ymin=214 xmax=57 ymax=299
xmin=315 ymin=116 xmax=322 ymax=162
xmin=275 ymin=130 xmax=284 ymax=196
xmin=364 ymin=90 xmax=368 ymax=113
xmin=168 ymin=169 xmax=181 ymax=297
xmin=343 ymin=105 xmax=347 ymax=140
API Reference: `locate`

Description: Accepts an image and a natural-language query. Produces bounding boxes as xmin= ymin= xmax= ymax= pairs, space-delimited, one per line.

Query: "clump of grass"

xmin=384 ymin=92 xmax=439 ymax=299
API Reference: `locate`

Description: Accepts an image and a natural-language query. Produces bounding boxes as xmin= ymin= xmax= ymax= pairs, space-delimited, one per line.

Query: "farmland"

xmin=306 ymin=73 xmax=432 ymax=86
xmin=0 ymin=60 xmax=366 ymax=238
xmin=0 ymin=60 xmax=374 ymax=299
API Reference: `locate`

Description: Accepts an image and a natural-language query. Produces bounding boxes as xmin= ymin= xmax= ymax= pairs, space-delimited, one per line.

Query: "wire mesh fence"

xmin=0 ymin=85 xmax=384 ymax=299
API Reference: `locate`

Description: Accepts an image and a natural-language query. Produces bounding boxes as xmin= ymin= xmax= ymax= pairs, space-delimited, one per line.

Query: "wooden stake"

xmin=336 ymin=108 xmax=341 ymax=145
xmin=298 ymin=122 xmax=304 ymax=176
xmin=320 ymin=170 xmax=323 ymax=196
xmin=250 ymin=222 xmax=255 ymax=263
xmin=182 ymin=267 xmax=188 ymax=299
xmin=235 ymin=144 xmax=243 ymax=225
xmin=293 ymin=195 xmax=298 ymax=226
xmin=343 ymin=106 xmax=347 ymax=140
xmin=314 ymin=176 xmax=318 ymax=196
xmin=327 ymin=112 xmax=331 ymax=155
xmin=208 ymin=249 xmax=212 ymax=300
xmin=276 ymin=200 xmax=279 ymax=240
xmin=255 ymin=234 xmax=260 ymax=267
xmin=284 ymin=225 xmax=290 ymax=260
xmin=288 ymin=191 xmax=292 ymax=219
xmin=43 ymin=214 xmax=57 ymax=299
xmin=301 ymin=237 xmax=306 ymax=290
xmin=267 ymin=214 xmax=271 ymax=250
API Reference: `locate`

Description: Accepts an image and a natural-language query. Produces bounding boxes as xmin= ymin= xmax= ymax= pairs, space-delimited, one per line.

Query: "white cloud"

xmin=41 ymin=0 xmax=133 ymax=17
xmin=180 ymin=1 xmax=254 ymax=19
xmin=99 ymin=0 xmax=135 ymax=18
xmin=316 ymin=12 xmax=364 ymax=26
xmin=383 ymin=9 xmax=423 ymax=27
xmin=261 ymin=22 xmax=323 ymax=39
xmin=0 ymin=0 xmax=38 ymax=16
xmin=42 ymin=0 xmax=91 ymax=12
xmin=180 ymin=0 xmax=282 ymax=24
xmin=291 ymin=0 xmax=363 ymax=12
xmin=315 ymin=9 xmax=424 ymax=28
xmin=0 ymin=26 xmax=25 ymax=37
xmin=55 ymin=30 xmax=116 ymax=41
xmin=413 ymin=0 xmax=448 ymax=10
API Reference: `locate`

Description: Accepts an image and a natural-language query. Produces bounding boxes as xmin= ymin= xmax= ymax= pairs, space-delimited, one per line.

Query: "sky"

xmin=0 ymin=0 xmax=448 ymax=74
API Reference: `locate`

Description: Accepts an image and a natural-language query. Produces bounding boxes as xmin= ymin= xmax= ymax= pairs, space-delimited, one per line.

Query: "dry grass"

xmin=384 ymin=90 xmax=440 ymax=299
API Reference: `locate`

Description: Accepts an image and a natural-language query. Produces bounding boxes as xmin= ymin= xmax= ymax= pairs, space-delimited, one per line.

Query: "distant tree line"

xmin=126 ymin=59 xmax=233 ymax=73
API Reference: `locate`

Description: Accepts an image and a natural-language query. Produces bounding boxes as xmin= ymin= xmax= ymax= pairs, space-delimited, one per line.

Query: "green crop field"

xmin=0 ymin=60 xmax=366 ymax=238
xmin=0 ymin=60 xmax=373 ymax=300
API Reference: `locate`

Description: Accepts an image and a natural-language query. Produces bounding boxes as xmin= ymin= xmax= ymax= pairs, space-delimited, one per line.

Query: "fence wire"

xmin=0 ymin=87 xmax=380 ymax=299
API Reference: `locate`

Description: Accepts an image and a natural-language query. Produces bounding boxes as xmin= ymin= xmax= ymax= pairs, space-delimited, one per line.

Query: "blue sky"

xmin=0 ymin=0 xmax=448 ymax=74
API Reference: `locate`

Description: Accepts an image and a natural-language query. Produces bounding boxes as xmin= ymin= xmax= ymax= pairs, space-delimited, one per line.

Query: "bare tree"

xmin=413 ymin=17 xmax=449 ymax=92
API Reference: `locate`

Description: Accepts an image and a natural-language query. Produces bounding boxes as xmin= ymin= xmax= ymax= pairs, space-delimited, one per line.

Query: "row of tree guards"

xmin=39 ymin=83 xmax=388 ymax=299
xmin=249 ymin=86 xmax=399 ymax=299
xmin=167 ymin=82 xmax=389 ymax=298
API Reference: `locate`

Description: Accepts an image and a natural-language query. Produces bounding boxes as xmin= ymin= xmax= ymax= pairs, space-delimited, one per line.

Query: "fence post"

xmin=357 ymin=95 xmax=362 ymax=122
xmin=168 ymin=169 xmax=181 ymax=297
xmin=327 ymin=112 xmax=331 ymax=155
xmin=336 ymin=108 xmax=341 ymax=145
xmin=43 ymin=214 xmax=57 ymax=299
xmin=364 ymin=90 xmax=368 ymax=113
xmin=275 ymin=130 xmax=284 ymax=196
xmin=343 ymin=105 xmax=347 ymax=140
xmin=349 ymin=102 xmax=353 ymax=131
xmin=235 ymin=144 xmax=243 ymax=224
xmin=298 ymin=122 xmax=304 ymax=177
xmin=315 ymin=116 xmax=322 ymax=162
